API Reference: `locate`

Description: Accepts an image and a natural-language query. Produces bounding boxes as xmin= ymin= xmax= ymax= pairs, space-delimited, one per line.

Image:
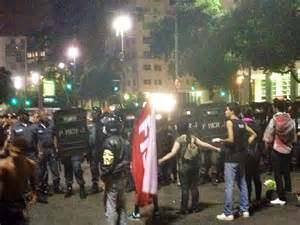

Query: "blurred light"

xmin=66 ymin=83 xmax=72 ymax=91
xmin=124 ymin=93 xmax=130 ymax=101
xmin=236 ymin=75 xmax=244 ymax=85
xmin=113 ymin=86 xmax=119 ymax=92
xmin=58 ymin=62 xmax=65 ymax=69
xmin=186 ymin=111 xmax=191 ymax=115
xmin=144 ymin=92 xmax=151 ymax=99
xmin=270 ymin=73 xmax=280 ymax=81
xmin=155 ymin=114 xmax=162 ymax=120
xmin=134 ymin=102 xmax=139 ymax=107
xmin=10 ymin=97 xmax=18 ymax=105
xmin=44 ymin=97 xmax=55 ymax=103
xmin=191 ymin=86 xmax=196 ymax=91
xmin=196 ymin=91 xmax=202 ymax=97
xmin=220 ymin=91 xmax=226 ymax=97
xmin=109 ymin=105 xmax=116 ymax=111
xmin=30 ymin=71 xmax=40 ymax=85
xmin=112 ymin=15 xmax=132 ymax=36
xmin=25 ymin=99 xmax=32 ymax=107
xmin=12 ymin=76 xmax=23 ymax=90
xmin=150 ymin=93 xmax=176 ymax=113
xmin=67 ymin=46 xmax=79 ymax=61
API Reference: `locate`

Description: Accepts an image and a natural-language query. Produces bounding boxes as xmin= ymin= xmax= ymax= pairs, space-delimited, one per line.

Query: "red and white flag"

xmin=131 ymin=103 xmax=157 ymax=206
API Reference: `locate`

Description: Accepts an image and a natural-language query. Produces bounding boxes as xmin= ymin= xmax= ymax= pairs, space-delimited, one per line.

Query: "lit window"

xmin=40 ymin=51 xmax=46 ymax=57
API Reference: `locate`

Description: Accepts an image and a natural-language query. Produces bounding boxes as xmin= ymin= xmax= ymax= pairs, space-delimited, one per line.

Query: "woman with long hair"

xmin=158 ymin=118 xmax=220 ymax=214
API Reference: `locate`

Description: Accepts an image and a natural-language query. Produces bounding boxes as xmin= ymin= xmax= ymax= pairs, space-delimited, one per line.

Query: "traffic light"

xmin=220 ymin=91 xmax=226 ymax=97
xmin=66 ymin=82 xmax=72 ymax=91
xmin=25 ymin=99 xmax=32 ymax=107
xmin=112 ymin=81 xmax=120 ymax=92
xmin=10 ymin=97 xmax=18 ymax=106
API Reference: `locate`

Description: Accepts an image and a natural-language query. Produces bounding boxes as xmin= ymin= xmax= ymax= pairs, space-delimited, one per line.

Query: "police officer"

xmin=10 ymin=109 xmax=47 ymax=203
xmin=36 ymin=111 xmax=63 ymax=195
xmin=100 ymin=113 xmax=130 ymax=225
xmin=62 ymin=140 xmax=87 ymax=198
xmin=88 ymin=107 xmax=104 ymax=194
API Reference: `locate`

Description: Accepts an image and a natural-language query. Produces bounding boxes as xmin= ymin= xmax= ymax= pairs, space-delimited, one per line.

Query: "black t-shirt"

xmin=224 ymin=119 xmax=248 ymax=163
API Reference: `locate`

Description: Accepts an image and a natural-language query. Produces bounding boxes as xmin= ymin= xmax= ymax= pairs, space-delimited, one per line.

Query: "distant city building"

xmin=0 ymin=36 xmax=27 ymax=77
xmin=106 ymin=0 xmax=200 ymax=104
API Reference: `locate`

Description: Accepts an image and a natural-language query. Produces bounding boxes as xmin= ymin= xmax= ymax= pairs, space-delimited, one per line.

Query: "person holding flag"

xmin=130 ymin=103 xmax=159 ymax=219
xmin=158 ymin=117 xmax=220 ymax=214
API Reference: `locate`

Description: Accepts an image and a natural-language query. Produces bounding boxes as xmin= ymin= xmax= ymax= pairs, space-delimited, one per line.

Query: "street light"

xmin=30 ymin=71 xmax=40 ymax=85
xmin=112 ymin=15 xmax=132 ymax=61
xmin=58 ymin=62 xmax=65 ymax=69
xmin=67 ymin=46 xmax=79 ymax=64
xmin=12 ymin=76 xmax=24 ymax=90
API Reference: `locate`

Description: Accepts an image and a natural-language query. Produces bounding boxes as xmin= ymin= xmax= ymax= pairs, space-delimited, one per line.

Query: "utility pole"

xmin=174 ymin=15 xmax=179 ymax=80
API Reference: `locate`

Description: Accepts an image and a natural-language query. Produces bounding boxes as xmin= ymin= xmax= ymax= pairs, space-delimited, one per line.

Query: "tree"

xmin=226 ymin=0 xmax=300 ymax=81
xmin=150 ymin=0 xmax=238 ymax=88
xmin=0 ymin=67 xmax=13 ymax=103
xmin=79 ymin=60 xmax=120 ymax=103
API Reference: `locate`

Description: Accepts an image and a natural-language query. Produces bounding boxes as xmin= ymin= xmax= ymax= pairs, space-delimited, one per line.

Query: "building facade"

xmin=236 ymin=62 xmax=300 ymax=104
xmin=0 ymin=36 xmax=27 ymax=78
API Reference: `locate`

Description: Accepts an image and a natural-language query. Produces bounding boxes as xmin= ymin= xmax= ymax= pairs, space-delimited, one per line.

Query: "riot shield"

xmin=54 ymin=108 xmax=89 ymax=157
xmin=196 ymin=103 xmax=227 ymax=142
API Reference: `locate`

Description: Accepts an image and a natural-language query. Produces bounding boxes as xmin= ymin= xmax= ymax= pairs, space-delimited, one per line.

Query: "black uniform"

xmin=36 ymin=120 xmax=61 ymax=192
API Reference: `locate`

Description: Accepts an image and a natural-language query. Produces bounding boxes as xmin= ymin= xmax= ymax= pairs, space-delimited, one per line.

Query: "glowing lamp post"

xmin=112 ymin=15 xmax=132 ymax=61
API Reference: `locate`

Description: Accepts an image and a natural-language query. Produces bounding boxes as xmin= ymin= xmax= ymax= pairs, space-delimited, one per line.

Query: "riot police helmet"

xmin=100 ymin=112 xmax=123 ymax=135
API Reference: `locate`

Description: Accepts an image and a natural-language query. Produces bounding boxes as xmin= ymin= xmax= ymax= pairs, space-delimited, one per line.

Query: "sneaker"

xmin=216 ymin=213 xmax=234 ymax=221
xmin=241 ymin=211 xmax=250 ymax=218
xmin=270 ymin=198 xmax=286 ymax=205
xmin=128 ymin=212 xmax=141 ymax=221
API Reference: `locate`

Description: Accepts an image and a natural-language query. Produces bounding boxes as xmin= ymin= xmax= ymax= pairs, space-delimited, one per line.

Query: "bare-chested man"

xmin=0 ymin=138 xmax=36 ymax=225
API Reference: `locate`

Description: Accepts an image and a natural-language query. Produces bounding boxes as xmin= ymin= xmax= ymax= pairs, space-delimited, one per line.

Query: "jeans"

xmin=224 ymin=163 xmax=249 ymax=216
xmin=105 ymin=177 xmax=127 ymax=225
xmin=271 ymin=150 xmax=292 ymax=201
xmin=179 ymin=163 xmax=199 ymax=211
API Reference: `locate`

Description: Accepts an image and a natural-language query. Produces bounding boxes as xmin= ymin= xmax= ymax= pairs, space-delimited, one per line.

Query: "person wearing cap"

xmin=36 ymin=111 xmax=63 ymax=195
xmin=10 ymin=109 xmax=47 ymax=203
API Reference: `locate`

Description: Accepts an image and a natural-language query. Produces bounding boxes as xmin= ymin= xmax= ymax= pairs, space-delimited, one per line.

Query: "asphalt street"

xmin=29 ymin=164 xmax=300 ymax=225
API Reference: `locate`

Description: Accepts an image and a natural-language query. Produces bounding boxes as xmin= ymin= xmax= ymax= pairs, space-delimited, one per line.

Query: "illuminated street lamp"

xmin=112 ymin=15 xmax=132 ymax=61
xmin=67 ymin=46 xmax=79 ymax=64
xmin=12 ymin=76 xmax=24 ymax=90
xmin=58 ymin=62 xmax=65 ymax=69
xmin=30 ymin=71 xmax=40 ymax=85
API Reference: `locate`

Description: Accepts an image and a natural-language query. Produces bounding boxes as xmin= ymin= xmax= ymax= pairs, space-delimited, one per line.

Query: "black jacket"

xmin=100 ymin=134 xmax=130 ymax=179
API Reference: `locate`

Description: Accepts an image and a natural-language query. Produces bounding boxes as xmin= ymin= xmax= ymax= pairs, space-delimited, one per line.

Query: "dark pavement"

xmin=30 ymin=164 xmax=300 ymax=225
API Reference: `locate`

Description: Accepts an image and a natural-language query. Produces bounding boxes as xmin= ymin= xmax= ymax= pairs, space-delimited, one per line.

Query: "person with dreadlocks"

xmin=158 ymin=117 xmax=220 ymax=214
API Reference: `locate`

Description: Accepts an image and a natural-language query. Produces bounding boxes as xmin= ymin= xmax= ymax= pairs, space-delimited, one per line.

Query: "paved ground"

xmin=30 ymin=165 xmax=300 ymax=225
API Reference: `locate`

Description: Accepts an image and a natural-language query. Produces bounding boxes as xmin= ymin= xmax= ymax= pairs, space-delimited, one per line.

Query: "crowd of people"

xmin=0 ymin=98 xmax=299 ymax=224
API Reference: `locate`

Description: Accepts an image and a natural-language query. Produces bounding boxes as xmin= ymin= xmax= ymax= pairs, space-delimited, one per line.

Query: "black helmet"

xmin=100 ymin=112 xmax=122 ymax=135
